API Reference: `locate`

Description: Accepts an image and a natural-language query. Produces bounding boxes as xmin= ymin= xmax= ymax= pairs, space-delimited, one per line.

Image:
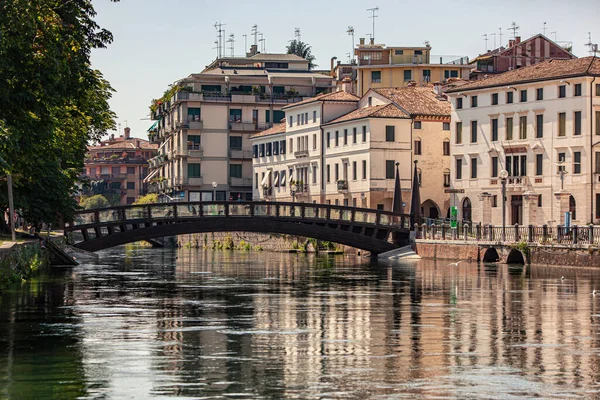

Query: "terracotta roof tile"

xmin=249 ymin=123 xmax=286 ymax=139
xmin=448 ymin=56 xmax=600 ymax=93
xmin=323 ymin=104 xmax=410 ymax=126
xmin=282 ymin=91 xmax=360 ymax=110
xmin=88 ymin=138 xmax=157 ymax=151
xmin=372 ymin=86 xmax=451 ymax=117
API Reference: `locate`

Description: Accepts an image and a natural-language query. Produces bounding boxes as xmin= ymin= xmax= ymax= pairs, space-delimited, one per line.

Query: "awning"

xmin=147 ymin=120 xmax=159 ymax=132
xmin=261 ymin=170 xmax=271 ymax=186
xmin=143 ymin=169 xmax=159 ymax=183
xmin=288 ymin=171 xmax=294 ymax=183
xmin=273 ymin=171 xmax=280 ymax=186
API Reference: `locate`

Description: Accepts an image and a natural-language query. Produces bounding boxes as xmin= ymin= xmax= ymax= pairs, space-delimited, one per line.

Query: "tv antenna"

xmin=550 ymin=31 xmax=557 ymax=41
xmin=214 ymin=22 xmax=227 ymax=59
xmin=585 ymin=32 xmax=596 ymax=55
xmin=490 ymin=32 xmax=496 ymax=49
xmin=259 ymin=33 xmax=265 ymax=53
xmin=227 ymin=34 xmax=235 ymax=57
xmin=543 ymin=22 xmax=547 ymax=36
xmin=499 ymin=27 xmax=503 ymax=47
xmin=243 ymin=34 xmax=247 ymax=53
xmin=347 ymin=26 xmax=355 ymax=63
xmin=508 ymin=21 xmax=519 ymax=40
xmin=251 ymin=24 xmax=258 ymax=47
xmin=294 ymin=27 xmax=301 ymax=41
xmin=367 ymin=6 xmax=379 ymax=42
xmin=483 ymin=34 xmax=488 ymax=51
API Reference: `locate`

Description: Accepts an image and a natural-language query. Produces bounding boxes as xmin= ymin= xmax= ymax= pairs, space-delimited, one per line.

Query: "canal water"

xmin=1 ymin=247 xmax=600 ymax=399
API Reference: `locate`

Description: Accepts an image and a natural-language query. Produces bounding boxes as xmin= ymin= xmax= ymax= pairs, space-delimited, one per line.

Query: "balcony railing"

xmin=229 ymin=148 xmax=253 ymax=159
xmin=88 ymin=173 xmax=128 ymax=180
xmin=263 ymin=187 xmax=273 ymax=197
xmin=229 ymin=177 xmax=253 ymax=187
xmin=337 ymin=180 xmax=349 ymax=192
xmin=174 ymin=177 xmax=203 ymax=187
xmin=229 ymin=121 xmax=259 ymax=131
xmin=187 ymin=145 xmax=204 ymax=157
xmin=489 ymin=176 xmax=529 ymax=188
xmin=294 ymin=183 xmax=309 ymax=194
xmin=294 ymin=149 xmax=309 ymax=158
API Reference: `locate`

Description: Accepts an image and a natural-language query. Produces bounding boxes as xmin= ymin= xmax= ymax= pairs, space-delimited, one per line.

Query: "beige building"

xmin=251 ymin=86 xmax=452 ymax=215
xmin=446 ymin=56 xmax=600 ymax=226
xmin=147 ymin=47 xmax=334 ymax=201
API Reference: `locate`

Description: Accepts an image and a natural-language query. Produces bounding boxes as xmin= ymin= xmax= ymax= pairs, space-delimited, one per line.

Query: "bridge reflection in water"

xmin=64 ymin=201 xmax=412 ymax=255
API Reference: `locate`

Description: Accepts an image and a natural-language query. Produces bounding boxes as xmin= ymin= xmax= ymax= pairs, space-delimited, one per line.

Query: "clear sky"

xmin=90 ymin=0 xmax=599 ymax=139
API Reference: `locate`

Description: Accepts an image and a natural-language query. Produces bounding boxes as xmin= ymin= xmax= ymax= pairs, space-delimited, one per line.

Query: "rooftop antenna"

xmin=499 ymin=27 xmax=503 ymax=47
xmin=543 ymin=22 xmax=547 ymax=36
xmin=251 ymin=24 xmax=258 ymax=47
xmin=243 ymin=34 xmax=247 ymax=53
xmin=214 ymin=22 xmax=226 ymax=59
xmin=483 ymin=33 xmax=488 ymax=51
xmin=508 ymin=21 xmax=519 ymax=40
xmin=347 ymin=26 xmax=355 ymax=63
xmin=490 ymin=32 xmax=497 ymax=49
xmin=346 ymin=52 xmax=351 ymax=63
xmin=367 ymin=6 xmax=379 ymax=42
xmin=294 ymin=27 xmax=301 ymax=42
xmin=213 ymin=40 xmax=219 ymax=59
xmin=585 ymin=32 xmax=594 ymax=55
xmin=227 ymin=33 xmax=235 ymax=56
xmin=424 ymin=40 xmax=430 ymax=47
xmin=259 ymin=33 xmax=265 ymax=53
xmin=365 ymin=33 xmax=372 ymax=43
xmin=551 ymin=31 xmax=557 ymax=41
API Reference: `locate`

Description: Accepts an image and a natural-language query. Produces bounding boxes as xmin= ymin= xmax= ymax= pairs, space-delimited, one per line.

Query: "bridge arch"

xmin=482 ymin=247 xmax=500 ymax=263
xmin=506 ymin=248 xmax=526 ymax=265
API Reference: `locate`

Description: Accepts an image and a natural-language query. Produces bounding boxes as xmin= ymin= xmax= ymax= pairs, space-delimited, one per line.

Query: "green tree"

xmin=0 ymin=0 xmax=119 ymax=229
xmin=286 ymin=40 xmax=317 ymax=70
xmin=80 ymin=194 xmax=109 ymax=210
xmin=133 ymin=193 xmax=159 ymax=205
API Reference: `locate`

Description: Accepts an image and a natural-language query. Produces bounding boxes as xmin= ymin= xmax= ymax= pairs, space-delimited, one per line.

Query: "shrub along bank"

xmin=0 ymin=243 xmax=47 ymax=291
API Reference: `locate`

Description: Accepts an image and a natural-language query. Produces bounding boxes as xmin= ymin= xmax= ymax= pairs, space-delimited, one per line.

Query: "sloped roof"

xmin=322 ymin=104 xmax=410 ymax=126
xmin=249 ymin=53 xmax=307 ymax=62
xmin=372 ymin=86 xmax=451 ymax=117
xmin=89 ymin=138 xmax=157 ymax=151
xmin=249 ymin=123 xmax=286 ymax=140
xmin=470 ymin=34 xmax=575 ymax=64
xmin=282 ymin=91 xmax=360 ymax=110
xmin=447 ymin=56 xmax=600 ymax=93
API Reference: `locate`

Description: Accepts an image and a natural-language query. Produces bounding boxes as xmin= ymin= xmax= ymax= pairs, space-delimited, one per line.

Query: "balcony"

xmin=294 ymin=183 xmax=309 ymax=194
xmin=174 ymin=177 xmax=203 ymax=187
xmin=229 ymin=121 xmax=259 ymax=131
xmin=229 ymin=177 xmax=253 ymax=187
xmin=89 ymin=173 xmax=128 ymax=180
xmin=203 ymin=93 xmax=231 ymax=102
xmin=337 ymin=180 xmax=349 ymax=193
xmin=294 ymin=149 xmax=309 ymax=158
xmin=263 ymin=187 xmax=273 ymax=197
xmin=255 ymin=95 xmax=306 ymax=104
xmin=174 ymin=91 xmax=203 ymax=102
xmin=229 ymin=148 xmax=253 ymax=159
xmin=489 ymin=176 xmax=529 ymax=189
xmin=187 ymin=145 xmax=204 ymax=158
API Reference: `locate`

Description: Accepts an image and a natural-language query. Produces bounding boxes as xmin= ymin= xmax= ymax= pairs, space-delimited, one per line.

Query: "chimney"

xmin=515 ymin=36 xmax=521 ymax=44
xmin=124 ymin=127 xmax=131 ymax=139
xmin=341 ymin=77 xmax=353 ymax=94
xmin=136 ymin=139 xmax=140 ymax=148
xmin=247 ymin=44 xmax=258 ymax=57
xmin=330 ymin=56 xmax=338 ymax=75
xmin=509 ymin=39 xmax=515 ymax=48
xmin=370 ymin=38 xmax=375 ymax=45
xmin=407 ymin=80 xmax=417 ymax=87
xmin=433 ymin=81 xmax=443 ymax=96
xmin=359 ymin=38 xmax=365 ymax=46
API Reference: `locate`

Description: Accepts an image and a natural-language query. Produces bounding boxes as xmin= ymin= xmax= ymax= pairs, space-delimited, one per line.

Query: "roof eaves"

xmin=446 ymin=72 xmax=599 ymax=93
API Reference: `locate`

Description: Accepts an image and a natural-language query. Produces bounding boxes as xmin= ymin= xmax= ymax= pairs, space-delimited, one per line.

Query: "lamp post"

xmin=499 ymin=170 xmax=509 ymax=242
xmin=290 ymin=182 xmax=297 ymax=203
xmin=557 ymin=167 xmax=568 ymax=190
xmin=212 ymin=181 xmax=217 ymax=201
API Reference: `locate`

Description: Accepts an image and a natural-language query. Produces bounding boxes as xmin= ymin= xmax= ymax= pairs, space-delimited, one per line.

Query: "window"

xmin=368 ymin=97 xmax=372 ymax=106
xmin=471 ymin=96 xmax=478 ymax=108
xmin=312 ymin=166 xmax=317 ymax=184
xmin=385 ymin=160 xmax=395 ymax=179
xmin=443 ymin=169 xmax=450 ymax=187
xmin=229 ymin=164 xmax=242 ymax=178
xmin=536 ymin=114 xmax=544 ymax=138
xmin=558 ymin=112 xmax=566 ymax=136
xmin=471 ymin=157 xmax=477 ymax=179
xmin=491 ymin=93 xmax=498 ymax=105
xmin=312 ymin=134 xmax=316 ymax=150
xmin=126 ymin=182 xmax=135 ymax=190
xmin=352 ymin=161 xmax=357 ymax=180
xmin=187 ymin=107 xmax=201 ymax=122
xmin=371 ymin=71 xmax=382 ymax=83
xmin=574 ymin=111 xmax=582 ymax=135
xmin=362 ymin=126 xmax=367 ymax=142
xmin=456 ymin=98 xmax=463 ymax=109
xmin=201 ymin=84 xmax=221 ymax=92
xmin=229 ymin=109 xmax=242 ymax=122
xmin=596 ymin=152 xmax=600 ymax=173
xmin=455 ymin=158 xmax=462 ymax=180
xmin=127 ymin=167 xmax=135 ymax=175
xmin=443 ymin=139 xmax=450 ymax=156
xmin=273 ymin=141 xmax=279 ymax=155
xmin=559 ymin=85 xmax=566 ymax=98
xmin=334 ymin=164 xmax=339 ymax=181
xmin=326 ymin=132 xmax=331 ymax=148
xmin=520 ymin=89 xmax=527 ymax=102
xmin=470 ymin=120 xmax=477 ymax=143
xmin=265 ymin=62 xmax=288 ymax=69
xmin=188 ymin=163 xmax=201 ymax=178
xmin=414 ymin=121 xmax=422 ymax=129
xmin=519 ymin=116 xmax=527 ymax=139
xmin=280 ymin=140 xmax=286 ymax=154
xmin=597 ymin=111 xmax=600 ymax=135
xmin=443 ymin=122 xmax=450 ymax=131
xmin=423 ymin=69 xmax=431 ymax=82
xmin=444 ymin=70 xmax=459 ymax=79
xmin=505 ymin=155 xmax=527 ymax=176
xmin=506 ymin=117 xmax=513 ymax=140
xmin=362 ymin=160 xmax=367 ymax=179
xmin=491 ymin=156 xmax=498 ymax=177
xmin=289 ymin=138 xmax=293 ymax=153
xmin=229 ymin=136 xmax=242 ymax=149
xmin=112 ymin=166 xmax=120 ymax=174
xmin=558 ymin=152 xmax=566 ymax=172
xmin=574 ymin=151 xmax=581 ymax=174
xmin=538 ymin=195 xmax=542 ymax=207
xmin=414 ymin=138 xmax=422 ymax=155
xmin=361 ymin=51 xmax=383 ymax=61
xmin=386 ymin=126 xmax=395 ymax=142
xmin=313 ymin=111 xmax=317 ymax=123
xmin=536 ymin=88 xmax=544 ymax=101
xmin=265 ymin=142 xmax=272 ymax=156
xmin=305 ymin=112 xmax=308 ymax=125
xmin=353 ymin=127 xmax=357 ymax=143
xmin=280 ymin=170 xmax=286 ymax=186
xmin=574 ymin=83 xmax=582 ymax=96
xmin=455 ymin=122 xmax=462 ymax=144
xmin=252 ymin=145 xmax=258 ymax=158
xmin=491 ymin=118 xmax=498 ymax=141
xmin=289 ymin=116 xmax=293 ymax=127
xmin=255 ymin=173 xmax=258 ymax=188
xmin=536 ymin=154 xmax=543 ymax=176
xmin=335 ymin=131 xmax=339 ymax=146
xmin=597 ymin=84 xmax=600 ymax=96
xmin=492 ymin=195 xmax=498 ymax=207
xmin=404 ymin=70 xmax=412 ymax=82
xmin=326 ymin=164 xmax=330 ymax=183
xmin=506 ymin=91 xmax=514 ymax=104
xmin=343 ymin=129 xmax=348 ymax=145
xmin=259 ymin=143 xmax=265 ymax=157
xmin=395 ymin=49 xmax=404 ymax=55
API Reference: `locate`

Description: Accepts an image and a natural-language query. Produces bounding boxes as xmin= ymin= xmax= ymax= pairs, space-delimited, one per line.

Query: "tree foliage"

xmin=80 ymin=194 xmax=109 ymax=210
xmin=286 ymin=40 xmax=317 ymax=70
xmin=0 ymin=0 xmax=118 ymax=228
xmin=133 ymin=193 xmax=159 ymax=205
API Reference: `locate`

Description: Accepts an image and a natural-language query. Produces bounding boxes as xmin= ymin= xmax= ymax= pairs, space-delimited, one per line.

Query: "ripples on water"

xmin=1 ymin=247 xmax=600 ymax=399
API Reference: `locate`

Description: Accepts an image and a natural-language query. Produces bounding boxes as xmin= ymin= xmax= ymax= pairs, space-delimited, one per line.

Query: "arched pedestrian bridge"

xmin=64 ymin=201 xmax=412 ymax=255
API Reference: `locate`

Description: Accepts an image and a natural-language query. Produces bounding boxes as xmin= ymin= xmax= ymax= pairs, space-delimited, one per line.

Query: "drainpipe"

xmin=591 ymin=76 xmax=597 ymax=224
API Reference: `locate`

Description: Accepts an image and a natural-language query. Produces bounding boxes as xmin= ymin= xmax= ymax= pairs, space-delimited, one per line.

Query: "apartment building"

xmin=354 ymin=38 xmax=470 ymax=96
xmin=82 ymin=127 xmax=157 ymax=205
xmin=446 ymin=56 xmax=600 ymax=226
xmin=147 ymin=47 xmax=333 ymax=202
xmin=251 ymin=85 xmax=452 ymax=214
xmin=470 ymin=34 xmax=575 ymax=81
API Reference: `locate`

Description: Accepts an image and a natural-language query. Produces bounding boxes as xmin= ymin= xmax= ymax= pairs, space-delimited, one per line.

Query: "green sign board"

xmin=450 ymin=206 xmax=458 ymax=228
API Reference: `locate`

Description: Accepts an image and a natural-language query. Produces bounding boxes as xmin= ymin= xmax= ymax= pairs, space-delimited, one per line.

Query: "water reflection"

xmin=1 ymin=248 xmax=600 ymax=398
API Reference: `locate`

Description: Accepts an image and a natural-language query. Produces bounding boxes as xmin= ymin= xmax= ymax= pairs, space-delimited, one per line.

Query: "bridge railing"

xmin=415 ymin=223 xmax=600 ymax=246
xmin=65 ymin=201 xmax=411 ymax=231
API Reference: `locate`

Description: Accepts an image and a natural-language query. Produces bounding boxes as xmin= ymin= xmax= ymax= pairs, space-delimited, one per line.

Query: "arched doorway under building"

xmin=569 ymin=195 xmax=576 ymax=220
xmin=421 ymin=199 xmax=440 ymax=219
xmin=462 ymin=197 xmax=472 ymax=221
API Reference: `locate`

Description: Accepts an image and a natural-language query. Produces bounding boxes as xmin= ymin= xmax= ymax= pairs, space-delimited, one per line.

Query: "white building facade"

xmin=447 ymin=56 xmax=600 ymax=226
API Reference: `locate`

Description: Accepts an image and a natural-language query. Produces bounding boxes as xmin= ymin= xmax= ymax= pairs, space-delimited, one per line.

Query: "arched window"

xmin=569 ymin=195 xmax=576 ymax=220
xmin=443 ymin=169 xmax=451 ymax=187
xmin=443 ymin=138 xmax=450 ymax=156
xmin=462 ymin=197 xmax=472 ymax=221
xmin=414 ymin=137 xmax=422 ymax=155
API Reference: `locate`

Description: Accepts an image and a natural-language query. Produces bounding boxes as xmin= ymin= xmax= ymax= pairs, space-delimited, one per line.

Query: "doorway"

xmin=511 ymin=195 xmax=523 ymax=225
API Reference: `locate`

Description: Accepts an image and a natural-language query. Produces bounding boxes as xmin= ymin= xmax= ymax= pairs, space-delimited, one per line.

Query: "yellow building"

xmin=355 ymin=38 xmax=471 ymax=96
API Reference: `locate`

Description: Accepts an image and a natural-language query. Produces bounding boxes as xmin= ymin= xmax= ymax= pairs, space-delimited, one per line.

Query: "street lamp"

xmin=557 ymin=166 xmax=568 ymax=190
xmin=290 ymin=182 xmax=297 ymax=203
xmin=212 ymin=181 xmax=217 ymax=201
xmin=499 ymin=169 xmax=509 ymax=242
